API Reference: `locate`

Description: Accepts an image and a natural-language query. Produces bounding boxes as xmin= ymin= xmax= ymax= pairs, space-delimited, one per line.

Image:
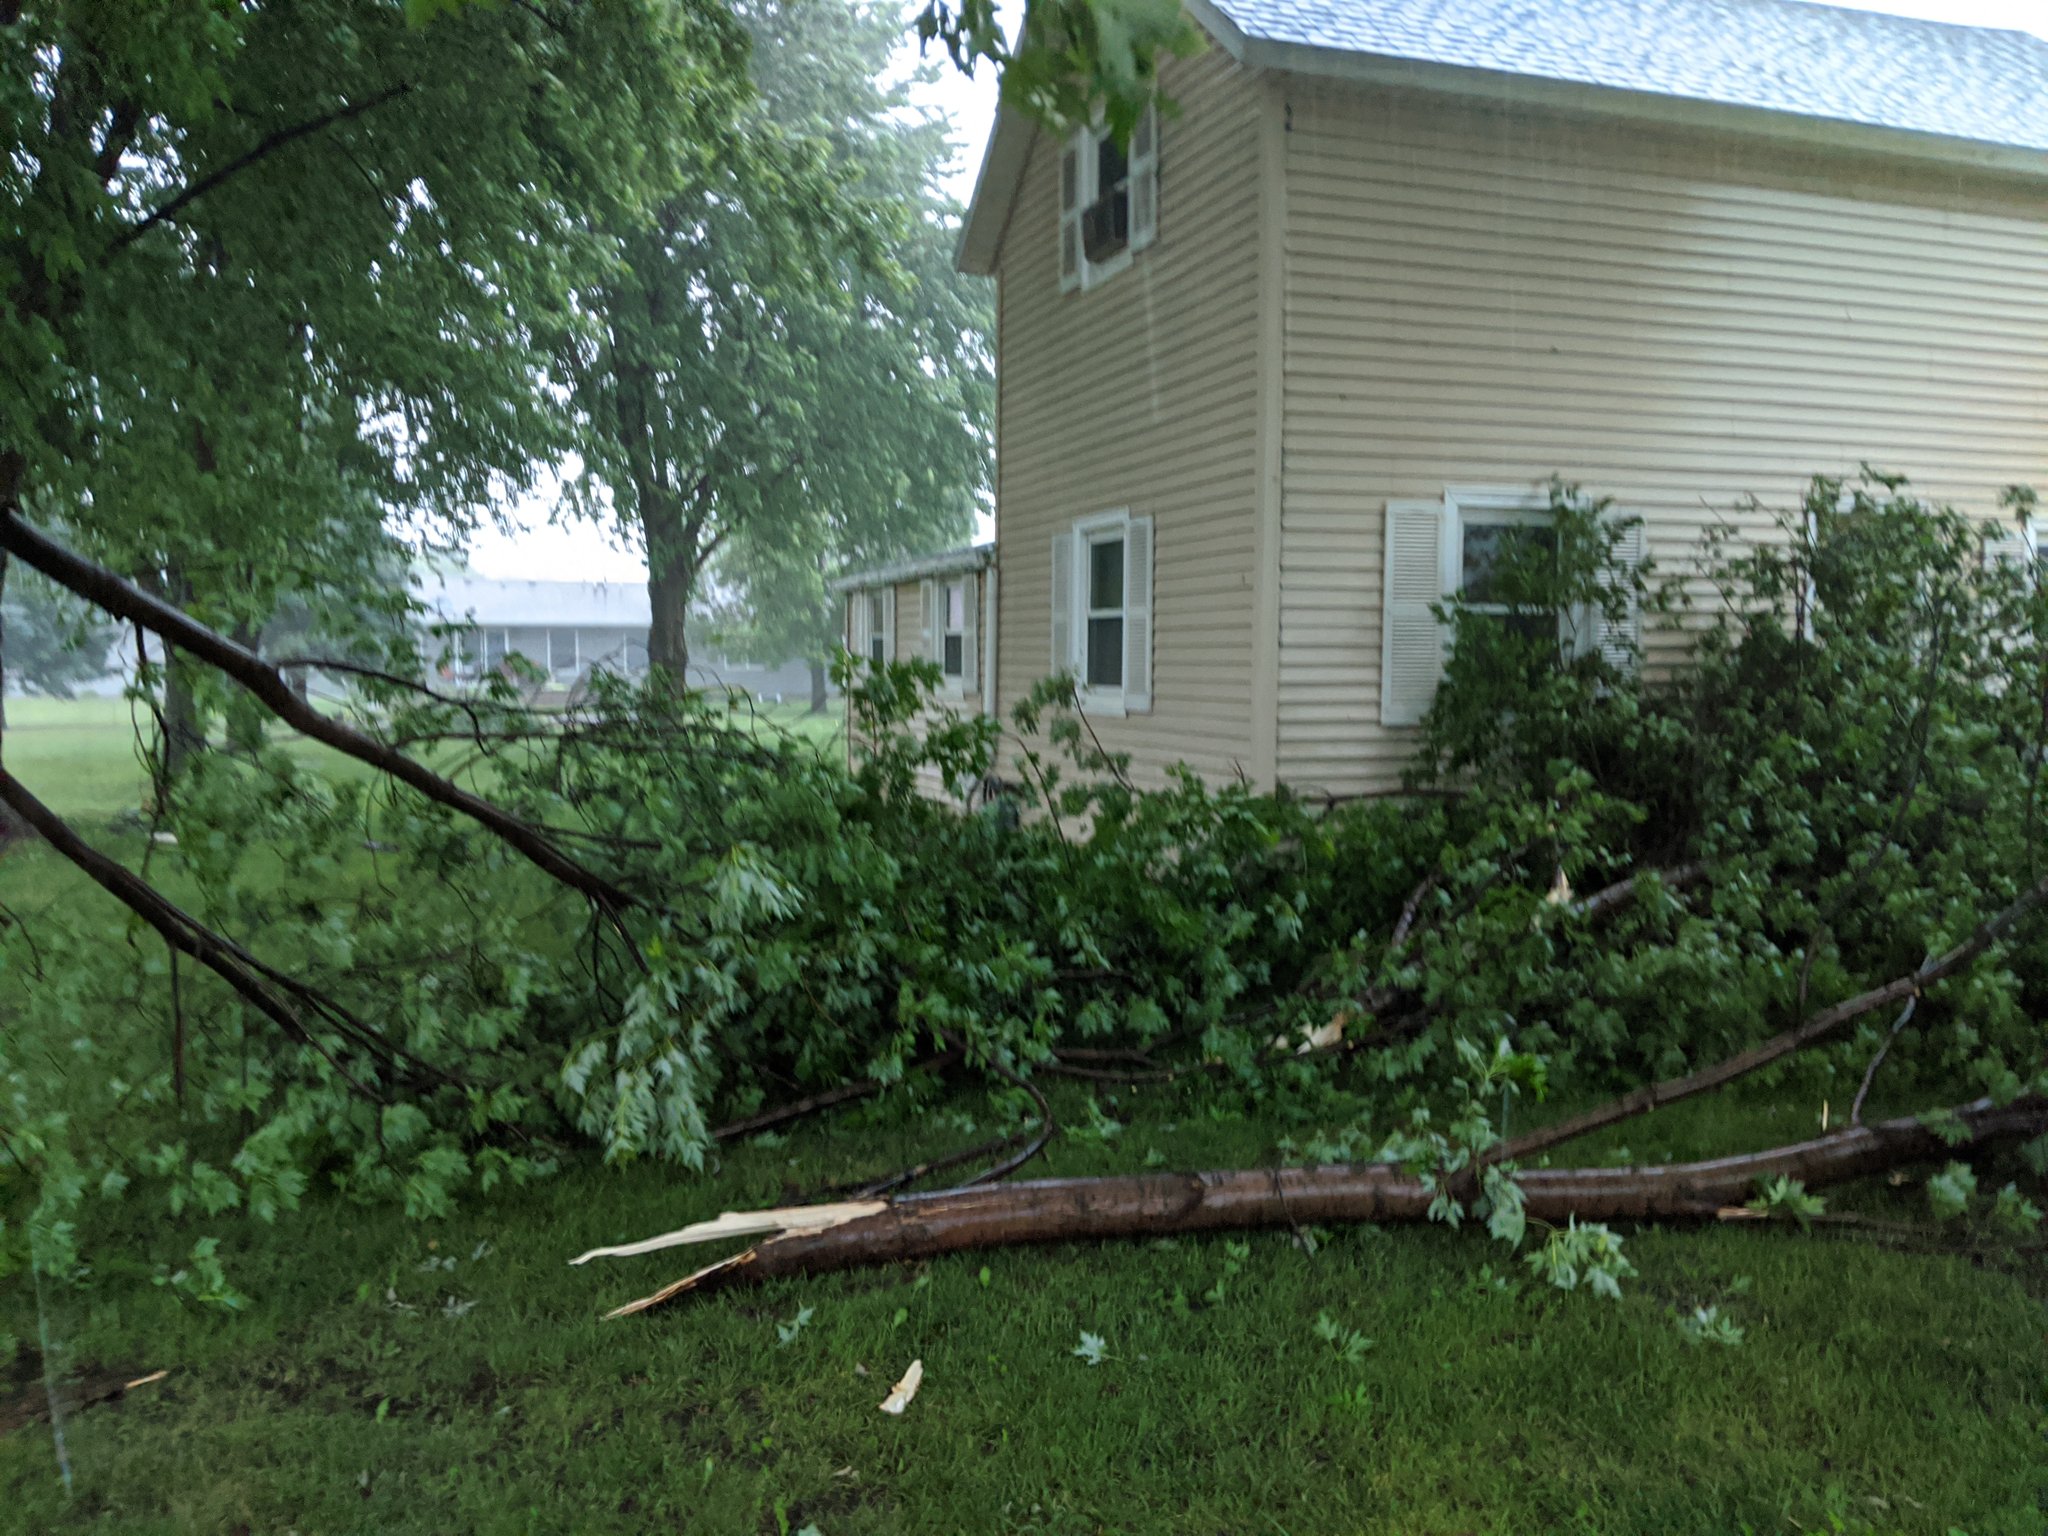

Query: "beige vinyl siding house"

xmin=935 ymin=0 xmax=2048 ymax=798
xmin=1277 ymin=81 xmax=2048 ymax=795
xmin=978 ymin=45 xmax=1271 ymax=783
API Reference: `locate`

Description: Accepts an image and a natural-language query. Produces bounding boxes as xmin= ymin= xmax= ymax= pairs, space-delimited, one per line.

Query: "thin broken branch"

xmin=1494 ymin=869 xmax=2048 ymax=1165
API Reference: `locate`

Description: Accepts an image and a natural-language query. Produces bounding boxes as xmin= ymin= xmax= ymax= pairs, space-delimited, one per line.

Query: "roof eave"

xmin=956 ymin=102 xmax=1036 ymax=275
xmin=829 ymin=543 xmax=996 ymax=595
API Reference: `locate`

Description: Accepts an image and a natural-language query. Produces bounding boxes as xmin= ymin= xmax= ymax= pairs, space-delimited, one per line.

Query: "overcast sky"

xmin=466 ymin=0 xmax=2048 ymax=585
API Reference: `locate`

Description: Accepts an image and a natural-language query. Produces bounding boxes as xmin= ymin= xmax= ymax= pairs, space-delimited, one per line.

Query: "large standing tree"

xmin=563 ymin=0 xmax=993 ymax=684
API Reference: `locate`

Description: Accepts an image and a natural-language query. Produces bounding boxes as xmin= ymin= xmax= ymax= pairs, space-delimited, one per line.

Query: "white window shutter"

xmin=961 ymin=573 xmax=979 ymax=691
xmin=1050 ymin=530 xmax=1074 ymax=677
xmin=1059 ymin=137 xmax=1083 ymax=292
xmin=1123 ymin=514 xmax=1154 ymax=711
xmin=1985 ymin=515 xmax=2039 ymax=569
xmin=1129 ymin=103 xmax=1159 ymax=252
xmin=1379 ymin=499 xmax=1449 ymax=727
xmin=881 ymin=586 xmax=897 ymax=663
xmin=1596 ymin=518 xmax=1647 ymax=672
xmin=919 ymin=578 xmax=936 ymax=662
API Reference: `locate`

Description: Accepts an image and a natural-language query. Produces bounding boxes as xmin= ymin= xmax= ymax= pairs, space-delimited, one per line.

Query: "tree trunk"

xmin=161 ymin=646 xmax=204 ymax=782
xmin=599 ymin=1095 xmax=2048 ymax=1316
xmin=646 ymin=547 xmax=692 ymax=689
xmin=155 ymin=564 xmax=205 ymax=785
xmin=807 ymin=656 xmax=827 ymax=714
xmin=224 ymin=620 xmax=264 ymax=752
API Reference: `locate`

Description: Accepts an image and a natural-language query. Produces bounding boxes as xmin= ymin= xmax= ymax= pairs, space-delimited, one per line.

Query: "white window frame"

xmin=1059 ymin=104 xmax=1158 ymax=295
xmin=1444 ymin=486 xmax=1595 ymax=658
xmin=850 ymin=588 xmax=894 ymax=668
xmin=938 ymin=578 xmax=969 ymax=694
xmin=1058 ymin=507 xmax=1154 ymax=717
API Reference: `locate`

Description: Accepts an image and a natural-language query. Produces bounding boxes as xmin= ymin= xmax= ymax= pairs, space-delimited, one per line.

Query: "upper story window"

xmin=1050 ymin=509 xmax=1154 ymax=715
xmin=1059 ymin=104 xmax=1158 ymax=294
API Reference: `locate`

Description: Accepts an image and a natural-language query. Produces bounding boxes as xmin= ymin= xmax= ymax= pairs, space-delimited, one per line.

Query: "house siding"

xmin=1277 ymin=81 xmax=2048 ymax=797
xmin=843 ymin=571 xmax=991 ymax=804
xmin=992 ymin=47 xmax=1268 ymax=785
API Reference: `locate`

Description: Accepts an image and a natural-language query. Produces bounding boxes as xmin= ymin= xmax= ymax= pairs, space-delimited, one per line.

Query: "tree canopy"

xmin=562 ymin=0 xmax=992 ymax=680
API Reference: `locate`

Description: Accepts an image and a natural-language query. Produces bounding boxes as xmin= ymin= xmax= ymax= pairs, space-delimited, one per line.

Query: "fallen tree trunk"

xmin=598 ymin=1094 xmax=2046 ymax=1317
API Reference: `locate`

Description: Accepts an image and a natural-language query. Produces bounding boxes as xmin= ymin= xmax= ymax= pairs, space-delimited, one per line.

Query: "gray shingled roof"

xmin=1206 ymin=0 xmax=2048 ymax=153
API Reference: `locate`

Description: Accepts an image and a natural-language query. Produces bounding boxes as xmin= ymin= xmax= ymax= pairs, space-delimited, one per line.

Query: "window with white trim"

xmin=850 ymin=588 xmax=894 ymax=667
xmin=919 ymin=574 xmax=977 ymax=696
xmin=867 ymin=591 xmax=888 ymax=665
xmin=1379 ymin=487 xmax=1641 ymax=727
xmin=941 ymin=580 xmax=967 ymax=680
xmin=1051 ymin=509 xmax=1153 ymax=713
xmin=1059 ymin=103 xmax=1158 ymax=293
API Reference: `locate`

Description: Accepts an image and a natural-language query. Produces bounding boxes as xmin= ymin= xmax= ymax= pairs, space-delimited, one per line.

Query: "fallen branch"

xmin=0 ymin=509 xmax=631 ymax=914
xmin=709 ymin=1049 xmax=963 ymax=1142
xmin=592 ymin=1094 xmax=2045 ymax=1316
xmin=1567 ymin=862 xmax=1707 ymax=923
xmin=1496 ymin=869 xmax=2048 ymax=1164
xmin=0 ymin=1368 xmax=168 ymax=1437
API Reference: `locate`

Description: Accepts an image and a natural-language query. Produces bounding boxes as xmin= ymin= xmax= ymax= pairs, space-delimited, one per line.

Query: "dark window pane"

xmin=1089 ymin=537 xmax=1124 ymax=611
xmin=869 ymin=636 xmax=885 ymax=664
xmin=1461 ymin=523 xmax=1556 ymax=605
xmin=943 ymin=634 xmax=964 ymax=676
xmin=1086 ymin=617 xmax=1124 ymax=687
xmin=1097 ymin=133 xmax=1129 ymax=192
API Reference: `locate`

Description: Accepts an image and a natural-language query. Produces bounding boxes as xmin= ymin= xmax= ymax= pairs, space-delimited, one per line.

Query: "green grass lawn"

xmin=0 ymin=703 xmax=2041 ymax=1534
xmin=1 ymin=693 xmax=844 ymax=822
xmin=0 ymin=1073 xmax=2041 ymax=1535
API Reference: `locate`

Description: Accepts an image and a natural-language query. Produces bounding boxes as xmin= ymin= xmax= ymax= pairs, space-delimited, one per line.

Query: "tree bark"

xmin=646 ymin=541 xmax=693 ymax=687
xmin=601 ymin=1094 xmax=2047 ymax=1315
xmin=807 ymin=657 xmax=828 ymax=714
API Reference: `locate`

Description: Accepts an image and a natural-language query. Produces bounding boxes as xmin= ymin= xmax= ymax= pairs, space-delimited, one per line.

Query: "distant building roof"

xmin=959 ymin=0 xmax=2048 ymax=274
xmin=829 ymin=542 xmax=994 ymax=595
xmin=417 ymin=573 xmax=651 ymax=629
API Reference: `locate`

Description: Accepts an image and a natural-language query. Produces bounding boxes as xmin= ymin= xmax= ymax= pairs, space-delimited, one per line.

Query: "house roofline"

xmin=828 ymin=542 xmax=994 ymax=595
xmin=955 ymin=0 xmax=2048 ymax=275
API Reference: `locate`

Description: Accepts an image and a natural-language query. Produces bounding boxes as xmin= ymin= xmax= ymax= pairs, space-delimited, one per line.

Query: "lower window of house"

xmin=1085 ymin=533 xmax=1124 ymax=688
xmin=942 ymin=581 xmax=966 ymax=678
xmin=1460 ymin=519 xmax=1558 ymax=645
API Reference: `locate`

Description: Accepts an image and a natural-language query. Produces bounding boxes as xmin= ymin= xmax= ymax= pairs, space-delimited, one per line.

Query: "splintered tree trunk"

xmin=598 ymin=1096 xmax=2047 ymax=1316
